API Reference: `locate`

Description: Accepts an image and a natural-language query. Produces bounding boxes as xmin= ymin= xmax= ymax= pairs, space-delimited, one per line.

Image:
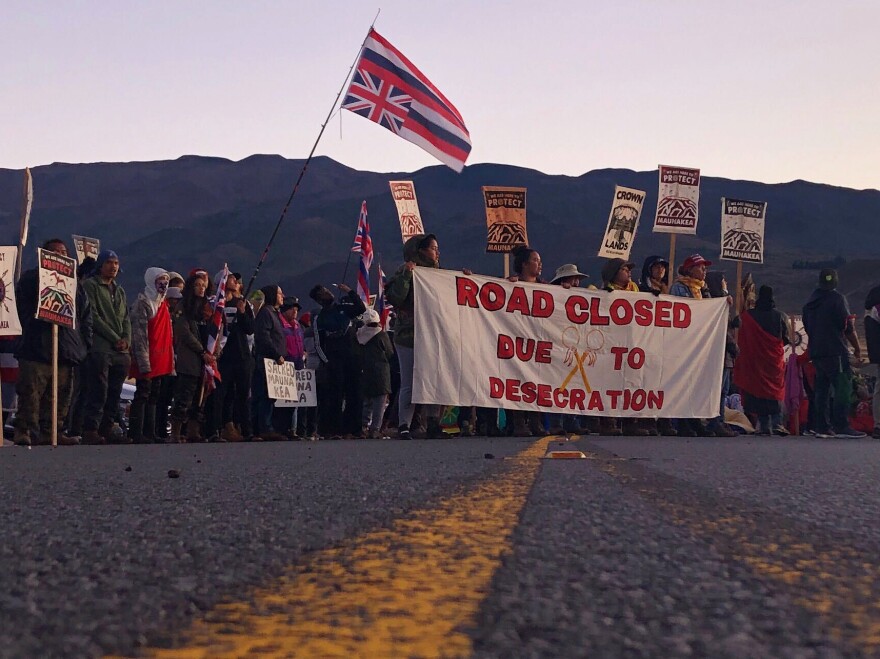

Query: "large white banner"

xmin=413 ymin=269 xmax=727 ymax=418
xmin=598 ymin=185 xmax=646 ymax=260
xmin=653 ymin=165 xmax=701 ymax=234
xmin=0 ymin=247 xmax=22 ymax=336
xmin=720 ymin=198 xmax=766 ymax=264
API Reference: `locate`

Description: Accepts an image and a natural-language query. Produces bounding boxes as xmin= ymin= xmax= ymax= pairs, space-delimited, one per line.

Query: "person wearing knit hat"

xmin=803 ymin=269 xmax=865 ymax=438
xmin=669 ymin=254 xmax=712 ymax=299
xmin=81 ymin=249 xmax=131 ymax=444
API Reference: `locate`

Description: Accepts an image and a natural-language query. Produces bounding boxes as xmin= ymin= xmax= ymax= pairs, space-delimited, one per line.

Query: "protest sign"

xmin=483 ymin=186 xmax=528 ymax=253
xmin=0 ymin=248 xmax=22 ymax=337
xmin=263 ymin=360 xmax=317 ymax=407
xmin=72 ymin=235 xmax=100 ymax=264
xmin=720 ymin=198 xmax=766 ymax=264
xmin=598 ymin=186 xmax=646 ymax=259
xmin=389 ymin=181 xmax=425 ymax=242
xmin=36 ymin=249 xmax=77 ymax=329
xmin=412 ymin=268 xmax=727 ymax=418
xmin=653 ymin=165 xmax=701 ymax=234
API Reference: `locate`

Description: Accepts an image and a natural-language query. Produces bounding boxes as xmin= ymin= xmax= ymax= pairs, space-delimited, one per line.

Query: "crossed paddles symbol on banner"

xmin=559 ymin=327 xmax=605 ymax=393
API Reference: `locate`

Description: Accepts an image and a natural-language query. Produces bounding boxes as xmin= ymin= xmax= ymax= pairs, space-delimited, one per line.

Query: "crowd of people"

xmin=7 ymin=235 xmax=879 ymax=446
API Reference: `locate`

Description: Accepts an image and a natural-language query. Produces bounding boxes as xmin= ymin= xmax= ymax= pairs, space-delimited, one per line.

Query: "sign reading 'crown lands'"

xmin=483 ymin=187 xmax=528 ymax=253
xmin=37 ymin=248 xmax=77 ymax=329
xmin=720 ymin=198 xmax=767 ymax=264
xmin=388 ymin=181 xmax=425 ymax=242
xmin=653 ymin=165 xmax=701 ymax=234
xmin=598 ymin=186 xmax=646 ymax=260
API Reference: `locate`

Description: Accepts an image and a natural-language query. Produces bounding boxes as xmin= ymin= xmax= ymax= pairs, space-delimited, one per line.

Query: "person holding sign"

xmin=13 ymin=238 xmax=92 ymax=446
xmin=81 ymin=250 xmax=131 ymax=445
xmin=252 ymin=284 xmax=287 ymax=442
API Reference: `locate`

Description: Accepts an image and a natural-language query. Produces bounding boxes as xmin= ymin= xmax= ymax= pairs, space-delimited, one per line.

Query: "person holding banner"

xmin=81 ymin=250 xmax=131 ymax=445
xmin=386 ymin=234 xmax=446 ymax=440
xmin=128 ymin=267 xmax=173 ymax=443
xmin=704 ymin=272 xmax=740 ymax=438
xmin=669 ymin=254 xmax=711 ymax=299
xmin=507 ymin=245 xmax=547 ymax=436
xmin=638 ymin=256 xmax=670 ymax=296
xmin=13 ymin=238 xmax=92 ymax=446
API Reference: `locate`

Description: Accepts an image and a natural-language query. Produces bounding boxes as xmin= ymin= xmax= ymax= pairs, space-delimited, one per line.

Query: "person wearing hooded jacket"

xmin=639 ymin=256 xmax=669 ymax=296
xmin=128 ymin=267 xmax=173 ymax=443
xmin=13 ymin=238 xmax=93 ymax=446
xmin=385 ymin=233 xmax=444 ymax=440
xmin=357 ymin=308 xmax=394 ymax=439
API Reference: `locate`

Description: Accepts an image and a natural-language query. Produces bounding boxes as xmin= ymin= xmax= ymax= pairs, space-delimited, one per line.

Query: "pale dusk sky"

xmin=3 ymin=0 xmax=879 ymax=190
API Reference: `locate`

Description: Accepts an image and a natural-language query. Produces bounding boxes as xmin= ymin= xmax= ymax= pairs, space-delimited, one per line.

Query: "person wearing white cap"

xmin=550 ymin=263 xmax=588 ymax=289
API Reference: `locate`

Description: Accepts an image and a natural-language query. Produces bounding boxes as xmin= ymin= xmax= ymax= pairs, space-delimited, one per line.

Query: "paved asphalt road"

xmin=2 ymin=435 xmax=880 ymax=658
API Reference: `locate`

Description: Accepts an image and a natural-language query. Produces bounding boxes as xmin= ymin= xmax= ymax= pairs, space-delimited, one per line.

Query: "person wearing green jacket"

xmin=81 ymin=250 xmax=132 ymax=444
xmin=385 ymin=234 xmax=443 ymax=440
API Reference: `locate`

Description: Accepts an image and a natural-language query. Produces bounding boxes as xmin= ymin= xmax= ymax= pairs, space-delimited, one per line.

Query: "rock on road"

xmin=2 ymin=435 xmax=880 ymax=658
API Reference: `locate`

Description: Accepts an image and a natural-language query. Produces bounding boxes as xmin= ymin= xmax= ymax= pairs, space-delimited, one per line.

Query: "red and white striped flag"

xmin=351 ymin=202 xmax=373 ymax=303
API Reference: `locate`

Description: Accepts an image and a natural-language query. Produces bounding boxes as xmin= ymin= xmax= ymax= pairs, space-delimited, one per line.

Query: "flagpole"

xmin=244 ymin=11 xmax=381 ymax=296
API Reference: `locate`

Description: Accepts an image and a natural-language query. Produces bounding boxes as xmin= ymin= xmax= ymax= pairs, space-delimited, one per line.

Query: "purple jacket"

xmin=280 ymin=315 xmax=305 ymax=369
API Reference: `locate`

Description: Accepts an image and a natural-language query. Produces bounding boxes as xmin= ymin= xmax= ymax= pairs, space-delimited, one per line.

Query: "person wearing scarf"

xmin=669 ymin=254 xmax=712 ymax=299
xmin=128 ymin=267 xmax=173 ymax=442
xmin=734 ymin=285 xmax=791 ymax=435
xmin=638 ymin=255 xmax=669 ymax=296
xmin=670 ymin=254 xmax=713 ymax=437
xmin=598 ymin=258 xmax=651 ymax=436
xmin=357 ymin=309 xmax=394 ymax=439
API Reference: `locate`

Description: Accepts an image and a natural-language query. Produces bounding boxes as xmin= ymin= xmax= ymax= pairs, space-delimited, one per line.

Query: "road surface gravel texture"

xmin=1 ymin=435 xmax=879 ymax=658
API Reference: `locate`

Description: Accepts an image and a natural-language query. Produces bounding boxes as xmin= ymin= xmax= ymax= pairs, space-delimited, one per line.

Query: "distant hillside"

xmin=2 ymin=155 xmax=878 ymax=313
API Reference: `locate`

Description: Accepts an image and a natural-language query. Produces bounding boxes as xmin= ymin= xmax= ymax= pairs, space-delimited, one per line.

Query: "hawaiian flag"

xmin=351 ymin=202 xmax=373 ymax=303
xmin=203 ymin=264 xmax=228 ymax=394
xmin=341 ymin=29 xmax=471 ymax=172
xmin=376 ymin=264 xmax=392 ymax=330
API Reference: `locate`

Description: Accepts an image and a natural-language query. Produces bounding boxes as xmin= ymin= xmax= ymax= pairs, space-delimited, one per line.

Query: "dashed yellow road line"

xmin=588 ymin=445 xmax=880 ymax=654
xmin=138 ymin=437 xmax=552 ymax=658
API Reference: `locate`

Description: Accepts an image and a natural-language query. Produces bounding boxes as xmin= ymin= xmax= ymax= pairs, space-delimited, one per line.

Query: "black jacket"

xmin=802 ymin=288 xmax=852 ymax=359
xmin=219 ymin=297 xmax=256 ymax=365
xmin=254 ymin=305 xmax=286 ymax=364
xmin=14 ymin=267 xmax=93 ymax=365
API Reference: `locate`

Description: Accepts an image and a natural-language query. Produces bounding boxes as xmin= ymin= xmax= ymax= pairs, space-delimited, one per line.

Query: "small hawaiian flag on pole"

xmin=202 ymin=264 xmax=228 ymax=399
xmin=376 ymin=263 xmax=392 ymax=330
xmin=351 ymin=201 xmax=373 ymax=303
xmin=341 ymin=29 xmax=472 ymax=172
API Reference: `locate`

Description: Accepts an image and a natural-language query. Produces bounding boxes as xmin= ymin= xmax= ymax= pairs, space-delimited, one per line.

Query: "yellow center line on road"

xmin=590 ymin=451 xmax=880 ymax=654
xmin=136 ymin=436 xmax=553 ymax=659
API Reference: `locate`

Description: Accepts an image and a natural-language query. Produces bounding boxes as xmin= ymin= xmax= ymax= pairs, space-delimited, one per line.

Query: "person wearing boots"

xmin=601 ymin=258 xmax=649 ymax=436
xmin=669 ymin=254 xmax=713 ymax=437
xmin=13 ymin=238 xmax=92 ymax=446
xmin=169 ymin=274 xmax=215 ymax=443
xmin=128 ymin=268 xmax=173 ymax=443
xmin=215 ymin=271 xmax=255 ymax=442
xmin=252 ymin=284 xmax=287 ymax=441
xmin=81 ymin=250 xmax=131 ymax=445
